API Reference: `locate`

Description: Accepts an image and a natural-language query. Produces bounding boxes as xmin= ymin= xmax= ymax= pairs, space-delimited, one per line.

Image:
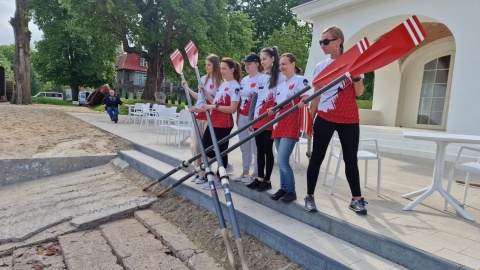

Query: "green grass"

xmin=357 ymin=100 xmax=372 ymax=109
xmin=31 ymin=97 xmax=76 ymax=106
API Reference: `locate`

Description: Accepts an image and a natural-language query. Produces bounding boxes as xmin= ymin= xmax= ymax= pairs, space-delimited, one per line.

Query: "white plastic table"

xmin=402 ymin=131 xmax=480 ymax=221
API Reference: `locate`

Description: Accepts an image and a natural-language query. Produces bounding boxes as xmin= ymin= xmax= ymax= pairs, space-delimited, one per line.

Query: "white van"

xmin=33 ymin=92 xmax=64 ymax=100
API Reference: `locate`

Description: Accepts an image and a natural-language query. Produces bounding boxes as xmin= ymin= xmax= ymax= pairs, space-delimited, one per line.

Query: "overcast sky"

xmin=0 ymin=0 xmax=43 ymax=45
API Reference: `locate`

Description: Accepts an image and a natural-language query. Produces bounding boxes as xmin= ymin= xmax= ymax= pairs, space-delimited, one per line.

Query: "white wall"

xmin=294 ymin=0 xmax=480 ymax=135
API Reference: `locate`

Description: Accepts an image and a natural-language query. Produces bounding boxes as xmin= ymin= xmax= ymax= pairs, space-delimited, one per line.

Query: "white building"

xmin=293 ymin=0 xmax=480 ymax=135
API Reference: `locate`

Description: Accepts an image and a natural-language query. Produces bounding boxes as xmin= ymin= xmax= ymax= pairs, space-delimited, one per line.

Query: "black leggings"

xmin=202 ymin=126 xmax=233 ymax=170
xmin=254 ymin=129 xmax=274 ymax=181
xmin=306 ymin=117 xmax=361 ymax=197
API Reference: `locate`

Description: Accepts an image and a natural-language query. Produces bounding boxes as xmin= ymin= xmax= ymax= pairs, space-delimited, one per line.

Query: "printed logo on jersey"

xmin=303 ymin=79 xmax=309 ymax=86
xmin=235 ymin=88 xmax=240 ymax=95
xmin=210 ymin=84 xmax=214 ymax=89
xmin=288 ymin=84 xmax=295 ymax=90
xmin=224 ymin=87 xmax=229 ymax=92
xmin=250 ymin=83 xmax=256 ymax=88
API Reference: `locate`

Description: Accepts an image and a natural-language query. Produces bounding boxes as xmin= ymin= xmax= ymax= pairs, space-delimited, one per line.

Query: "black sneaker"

xmin=280 ymin=192 xmax=297 ymax=203
xmin=304 ymin=195 xmax=317 ymax=212
xmin=256 ymin=181 xmax=272 ymax=192
xmin=270 ymin=189 xmax=286 ymax=200
xmin=349 ymin=198 xmax=368 ymax=215
xmin=113 ymin=118 xmax=118 ymax=123
xmin=246 ymin=178 xmax=261 ymax=189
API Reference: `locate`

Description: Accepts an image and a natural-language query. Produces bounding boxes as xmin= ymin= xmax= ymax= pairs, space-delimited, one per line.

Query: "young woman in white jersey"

xmin=197 ymin=57 xmax=242 ymax=189
xmin=234 ymin=53 xmax=262 ymax=184
xmin=247 ymin=46 xmax=285 ymax=192
xmin=304 ymin=26 xmax=367 ymax=214
xmin=268 ymin=53 xmax=311 ymax=203
xmin=182 ymin=54 xmax=222 ymax=184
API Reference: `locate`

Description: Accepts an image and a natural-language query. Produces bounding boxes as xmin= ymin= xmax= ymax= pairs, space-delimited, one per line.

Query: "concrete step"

xmin=0 ymin=161 xmax=156 ymax=246
xmin=120 ymin=148 xmax=417 ymax=270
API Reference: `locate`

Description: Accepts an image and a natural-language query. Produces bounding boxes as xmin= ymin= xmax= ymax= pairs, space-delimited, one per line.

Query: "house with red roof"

xmin=114 ymin=53 xmax=147 ymax=99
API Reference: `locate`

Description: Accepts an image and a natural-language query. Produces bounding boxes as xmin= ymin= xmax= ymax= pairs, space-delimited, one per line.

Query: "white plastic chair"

xmin=166 ymin=109 xmax=192 ymax=148
xmin=444 ymin=146 xmax=480 ymax=211
xmin=130 ymin=103 xmax=145 ymax=125
xmin=140 ymin=104 xmax=159 ymax=129
xmin=323 ymin=132 xmax=382 ymax=196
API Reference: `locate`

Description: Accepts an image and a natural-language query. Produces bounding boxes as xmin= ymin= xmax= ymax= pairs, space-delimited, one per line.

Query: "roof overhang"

xmin=292 ymin=0 xmax=376 ymax=22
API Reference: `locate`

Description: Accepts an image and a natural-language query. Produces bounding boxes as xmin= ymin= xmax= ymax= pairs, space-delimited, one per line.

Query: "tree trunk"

xmin=144 ymin=51 xmax=164 ymax=101
xmin=9 ymin=0 xmax=31 ymax=105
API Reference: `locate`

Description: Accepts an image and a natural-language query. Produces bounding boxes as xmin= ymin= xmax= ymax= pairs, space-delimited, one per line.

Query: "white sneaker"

xmin=241 ymin=175 xmax=254 ymax=184
xmin=195 ymin=176 xmax=207 ymax=184
xmin=191 ymin=175 xmax=199 ymax=182
xmin=226 ymin=163 xmax=234 ymax=174
xmin=234 ymin=174 xmax=247 ymax=182
xmin=202 ymin=179 xmax=222 ymax=190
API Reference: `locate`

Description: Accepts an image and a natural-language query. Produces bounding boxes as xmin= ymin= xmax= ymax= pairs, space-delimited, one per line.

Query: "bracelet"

xmin=215 ymin=103 xmax=220 ymax=110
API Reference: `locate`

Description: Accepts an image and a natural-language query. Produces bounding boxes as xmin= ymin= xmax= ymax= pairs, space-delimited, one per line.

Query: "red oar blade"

xmin=170 ymin=49 xmax=184 ymax=74
xmin=184 ymin=40 xmax=199 ymax=68
xmin=313 ymin=37 xmax=370 ymax=87
xmin=350 ymin=15 xmax=426 ymax=75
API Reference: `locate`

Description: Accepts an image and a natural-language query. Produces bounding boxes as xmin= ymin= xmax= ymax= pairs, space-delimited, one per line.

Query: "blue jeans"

xmin=106 ymin=106 xmax=119 ymax=120
xmin=274 ymin=137 xmax=297 ymax=192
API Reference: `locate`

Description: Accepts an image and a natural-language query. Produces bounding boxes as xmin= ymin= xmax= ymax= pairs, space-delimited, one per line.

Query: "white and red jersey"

xmin=210 ymin=80 xmax=241 ymax=128
xmin=313 ymin=58 xmax=363 ymax=124
xmin=252 ymin=73 xmax=285 ymax=130
xmin=272 ymin=75 xmax=311 ymax=140
xmin=195 ymin=75 xmax=218 ymax=120
xmin=239 ymin=73 xmax=262 ymax=116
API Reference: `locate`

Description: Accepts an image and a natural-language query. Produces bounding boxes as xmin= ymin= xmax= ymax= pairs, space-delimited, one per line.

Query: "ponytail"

xmin=221 ymin=57 xmax=242 ymax=83
xmin=261 ymin=46 xmax=280 ymax=89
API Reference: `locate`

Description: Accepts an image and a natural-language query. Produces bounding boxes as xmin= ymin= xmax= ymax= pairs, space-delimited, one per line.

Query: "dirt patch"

xmin=0 ymin=103 xmax=303 ymax=270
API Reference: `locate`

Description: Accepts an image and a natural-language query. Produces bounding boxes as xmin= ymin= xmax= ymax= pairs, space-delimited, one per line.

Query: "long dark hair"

xmin=261 ymin=46 xmax=280 ymax=89
xmin=222 ymin=57 xmax=242 ymax=83
xmin=281 ymin=53 xmax=302 ymax=74
xmin=205 ymin=54 xmax=223 ymax=89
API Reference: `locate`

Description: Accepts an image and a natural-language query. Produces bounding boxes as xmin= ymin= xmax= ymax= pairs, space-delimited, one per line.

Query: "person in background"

xmin=181 ymin=54 xmax=223 ymax=184
xmin=247 ymin=46 xmax=285 ymax=192
xmin=102 ymin=89 xmax=123 ymax=123
xmin=235 ymin=53 xmax=262 ymax=184
xmin=304 ymin=26 xmax=367 ymax=214
xmin=197 ymin=57 xmax=242 ymax=190
xmin=268 ymin=53 xmax=311 ymax=203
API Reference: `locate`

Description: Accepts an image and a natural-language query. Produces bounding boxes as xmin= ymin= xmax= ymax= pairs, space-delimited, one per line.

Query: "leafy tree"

xmin=30 ymin=0 xmax=118 ymax=100
xmin=0 ymin=54 xmax=13 ymax=81
xmin=358 ymin=72 xmax=375 ymax=100
xmin=263 ymin=23 xmax=312 ymax=72
xmin=228 ymin=0 xmax=301 ymax=52
xmin=10 ymin=0 xmax=32 ymax=104
xmin=58 ymin=0 xmax=254 ymax=100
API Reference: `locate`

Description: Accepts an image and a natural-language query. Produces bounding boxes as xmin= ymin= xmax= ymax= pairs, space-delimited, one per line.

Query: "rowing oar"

xmin=168 ymin=49 xmax=236 ymax=269
xmin=184 ymin=40 xmax=248 ymax=270
xmin=157 ymin=15 xmax=426 ymax=194
xmin=142 ymin=36 xmax=369 ymax=191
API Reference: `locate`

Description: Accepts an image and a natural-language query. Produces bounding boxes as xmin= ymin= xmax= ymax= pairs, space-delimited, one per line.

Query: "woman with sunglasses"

xmin=304 ymin=26 xmax=367 ymax=215
xmin=247 ymin=46 xmax=285 ymax=192
xmin=197 ymin=57 xmax=242 ymax=190
xmin=181 ymin=54 xmax=222 ymax=184
xmin=268 ymin=53 xmax=311 ymax=203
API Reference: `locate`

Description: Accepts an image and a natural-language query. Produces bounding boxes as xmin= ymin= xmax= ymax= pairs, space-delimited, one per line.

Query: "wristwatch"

xmin=353 ymin=77 xmax=361 ymax=82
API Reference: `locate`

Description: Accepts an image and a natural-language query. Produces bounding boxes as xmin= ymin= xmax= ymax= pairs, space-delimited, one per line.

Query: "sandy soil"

xmin=0 ymin=102 xmax=303 ymax=270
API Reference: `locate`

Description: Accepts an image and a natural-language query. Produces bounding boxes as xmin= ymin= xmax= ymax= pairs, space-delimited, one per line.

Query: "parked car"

xmin=33 ymin=92 xmax=64 ymax=100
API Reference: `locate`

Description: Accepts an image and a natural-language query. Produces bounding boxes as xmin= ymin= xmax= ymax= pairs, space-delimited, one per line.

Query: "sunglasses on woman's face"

xmin=319 ymin=38 xmax=338 ymax=46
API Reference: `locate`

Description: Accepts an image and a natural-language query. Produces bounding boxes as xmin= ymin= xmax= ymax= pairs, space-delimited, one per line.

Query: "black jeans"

xmin=254 ymin=129 xmax=274 ymax=181
xmin=306 ymin=117 xmax=361 ymax=197
xmin=202 ymin=126 xmax=233 ymax=170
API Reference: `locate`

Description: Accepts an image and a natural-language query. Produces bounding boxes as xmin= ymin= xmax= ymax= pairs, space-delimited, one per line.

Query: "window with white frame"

xmin=417 ymin=55 xmax=451 ymax=126
xmin=140 ymin=58 xmax=147 ymax=67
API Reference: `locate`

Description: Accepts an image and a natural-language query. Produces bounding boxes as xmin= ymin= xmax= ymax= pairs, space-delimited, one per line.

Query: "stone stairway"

xmin=118 ymin=144 xmax=466 ymax=270
xmin=6 ymin=210 xmax=222 ymax=270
